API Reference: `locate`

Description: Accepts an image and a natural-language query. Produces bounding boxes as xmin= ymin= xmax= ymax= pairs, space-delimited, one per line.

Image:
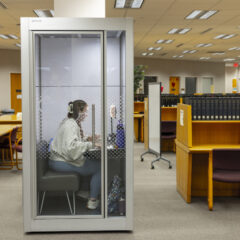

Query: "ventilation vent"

xmin=201 ymin=28 xmax=213 ymax=35
xmin=0 ymin=1 xmax=7 ymax=9
xmin=176 ymin=43 xmax=184 ymax=48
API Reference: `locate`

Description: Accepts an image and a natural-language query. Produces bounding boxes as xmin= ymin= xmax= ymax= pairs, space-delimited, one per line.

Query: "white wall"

xmin=135 ymin=58 xmax=226 ymax=94
xmin=0 ymin=49 xmax=21 ymax=110
xmin=225 ymin=66 xmax=240 ymax=93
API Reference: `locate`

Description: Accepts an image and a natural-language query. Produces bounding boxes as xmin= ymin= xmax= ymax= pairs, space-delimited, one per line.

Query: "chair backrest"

xmin=161 ymin=121 xmax=176 ymax=134
xmin=213 ymin=149 xmax=240 ymax=171
xmin=10 ymin=127 xmax=19 ymax=143
xmin=36 ymin=141 xmax=49 ymax=179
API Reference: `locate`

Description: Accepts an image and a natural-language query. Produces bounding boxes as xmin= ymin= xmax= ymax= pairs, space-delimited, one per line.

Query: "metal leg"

xmin=151 ymin=155 xmax=172 ymax=169
xmin=66 ymin=192 xmax=73 ymax=214
xmin=39 ymin=191 xmax=46 ymax=215
xmin=140 ymin=150 xmax=158 ymax=162
xmin=73 ymin=192 xmax=76 ymax=215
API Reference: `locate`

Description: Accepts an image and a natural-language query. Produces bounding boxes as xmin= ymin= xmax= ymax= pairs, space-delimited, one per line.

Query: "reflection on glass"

xmin=106 ymin=31 xmax=126 ymax=217
xmin=35 ymin=33 xmax=102 ymax=216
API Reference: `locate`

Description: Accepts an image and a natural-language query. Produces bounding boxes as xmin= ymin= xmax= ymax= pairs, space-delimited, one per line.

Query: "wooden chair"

xmin=208 ymin=149 xmax=240 ymax=211
xmin=0 ymin=127 xmax=19 ymax=170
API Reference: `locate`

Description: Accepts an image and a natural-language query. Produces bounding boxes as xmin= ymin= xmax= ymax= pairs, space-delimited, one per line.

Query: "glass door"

xmin=34 ymin=32 xmax=104 ymax=217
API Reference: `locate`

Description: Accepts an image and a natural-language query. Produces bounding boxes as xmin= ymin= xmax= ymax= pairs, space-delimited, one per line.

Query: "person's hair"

xmin=68 ymin=100 xmax=87 ymax=119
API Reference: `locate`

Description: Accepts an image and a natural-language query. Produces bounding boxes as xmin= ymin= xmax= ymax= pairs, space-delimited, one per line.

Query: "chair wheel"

xmin=151 ymin=165 xmax=155 ymax=169
xmin=169 ymin=165 xmax=172 ymax=169
xmin=141 ymin=158 xmax=144 ymax=162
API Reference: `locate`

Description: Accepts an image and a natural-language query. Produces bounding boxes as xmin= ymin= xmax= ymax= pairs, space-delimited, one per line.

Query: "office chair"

xmin=208 ymin=149 xmax=240 ymax=211
xmin=37 ymin=141 xmax=80 ymax=215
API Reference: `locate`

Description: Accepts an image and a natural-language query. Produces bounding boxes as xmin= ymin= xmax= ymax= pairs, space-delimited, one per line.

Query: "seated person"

xmin=49 ymin=99 xmax=101 ymax=210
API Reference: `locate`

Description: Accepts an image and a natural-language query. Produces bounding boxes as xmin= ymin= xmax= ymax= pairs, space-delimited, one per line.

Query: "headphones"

xmin=68 ymin=102 xmax=73 ymax=114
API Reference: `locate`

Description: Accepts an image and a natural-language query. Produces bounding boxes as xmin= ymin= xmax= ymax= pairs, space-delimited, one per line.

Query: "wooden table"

xmin=134 ymin=114 xmax=144 ymax=142
xmin=0 ymin=124 xmax=22 ymax=136
xmin=176 ymin=104 xmax=240 ymax=211
xmin=0 ymin=114 xmax=22 ymax=124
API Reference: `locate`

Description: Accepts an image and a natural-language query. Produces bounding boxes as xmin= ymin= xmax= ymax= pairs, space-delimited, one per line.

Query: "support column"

xmin=54 ymin=0 xmax=105 ymax=18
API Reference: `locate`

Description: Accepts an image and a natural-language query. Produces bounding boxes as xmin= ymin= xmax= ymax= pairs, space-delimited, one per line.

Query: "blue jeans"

xmin=49 ymin=159 xmax=101 ymax=199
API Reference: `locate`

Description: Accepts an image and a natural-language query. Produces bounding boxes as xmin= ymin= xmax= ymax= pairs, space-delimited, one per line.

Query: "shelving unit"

xmin=176 ymin=103 xmax=240 ymax=208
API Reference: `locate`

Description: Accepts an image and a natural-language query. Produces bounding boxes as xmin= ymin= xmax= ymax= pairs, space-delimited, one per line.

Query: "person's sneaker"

xmin=87 ymin=199 xmax=99 ymax=210
xmin=76 ymin=191 xmax=89 ymax=199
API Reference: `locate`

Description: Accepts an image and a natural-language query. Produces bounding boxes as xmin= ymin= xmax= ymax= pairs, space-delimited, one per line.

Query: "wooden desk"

xmin=0 ymin=125 xmax=21 ymax=137
xmin=134 ymin=114 xmax=144 ymax=142
xmin=0 ymin=114 xmax=22 ymax=124
xmin=176 ymin=104 xmax=240 ymax=210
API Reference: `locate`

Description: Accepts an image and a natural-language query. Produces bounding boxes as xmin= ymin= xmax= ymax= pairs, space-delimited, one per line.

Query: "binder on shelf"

xmin=201 ymin=97 xmax=206 ymax=120
xmin=223 ymin=98 xmax=228 ymax=120
xmin=214 ymin=97 xmax=219 ymax=120
xmin=192 ymin=98 xmax=197 ymax=120
xmin=227 ymin=97 xmax=232 ymax=120
xmin=197 ymin=97 xmax=202 ymax=120
xmin=232 ymin=98 xmax=236 ymax=120
xmin=219 ymin=98 xmax=223 ymax=120
xmin=236 ymin=98 xmax=240 ymax=120
xmin=210 ymin=98 xmax=215 ymax=120
xmin=205 ymin=97 xmax=210 ymax=120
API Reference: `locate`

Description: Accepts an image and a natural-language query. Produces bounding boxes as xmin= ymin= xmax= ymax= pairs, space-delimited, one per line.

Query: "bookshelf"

xmin=176 ymin=103 xmax=240 ymax=209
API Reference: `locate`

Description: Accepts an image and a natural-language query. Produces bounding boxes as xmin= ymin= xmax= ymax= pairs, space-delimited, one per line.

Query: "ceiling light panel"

xmin=168 ymin=28 xmax=179 ymax=34
xmin=131 ymin=0 xmax=144 ymax=8
xmin=165 ymin=39 xmax=173 ymax=44
xmin=148 ymin=47 xmax=154 ymax=51
xmin=148 ymin=53 xmax=154 ymax=56
xmin=115 ymin=0 xmax=144 ymax=8
xmin=199 ymin=10 xmax=218 ymax=19
xmin=223 ymin=34 xmax=236 ymax=39
xmin=214 ymin=34 xmax=236 ymax=39
xmin=200 ymin=57 xmax=211 ymax=60
xmin=8 ymin=34 xmax=18 ymax=39
xmin=142 ymin=52 xmax=147 ymax=56
xmin=179 ymin=28 xmax=191 ymax=34
xmin=155 ymin=47 xmax=162 ymax=50
xmin=224 ymin=58 xmax=235 ymax=61
xmin=15 ymin=43 xmax=21 ymax=48
xmin=0 ymin=1 xmax=7 ymax=9
xmin=0 ymin=34 xmax=9 ymax=39
xmin=34 ymin=9 xmax=54 ymax=17
xmin=156 ymin=39 xmax=164 ymax=44
xmin=185 ymin=10 xmax=202 ymax=19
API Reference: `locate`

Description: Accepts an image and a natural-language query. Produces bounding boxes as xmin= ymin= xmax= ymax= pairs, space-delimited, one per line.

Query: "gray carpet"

xmin=0 ymin=142 xmax=240 ymax=240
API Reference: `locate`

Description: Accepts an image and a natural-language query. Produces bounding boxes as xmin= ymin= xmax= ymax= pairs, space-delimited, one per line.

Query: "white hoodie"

xmin=50 ymin=118 xmax=92 ymax=167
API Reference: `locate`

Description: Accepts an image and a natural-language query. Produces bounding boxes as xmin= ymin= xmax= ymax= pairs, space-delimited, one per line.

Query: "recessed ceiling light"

xmin=142 ymin=52 xmax=147 ymax=56
xmin=0 ymin=1 xmax=7 ymax=9
xmin=182 ymin=50 xmax=189 ymax=54
xmin=115 ymin=0 xmax=125 ymax=8
xmin=214 ymin=34 xmax=236 ymax=39
xmin=223 ymin=34 xmax=236 ymax=39
xmin=229 ymin=47 xmax=237 ymax=51
xmin=115 ymin=0 xmax=144 ymax=8
xmin=204 ymin=43 xmax=213 ymax=47
xmin=0 ymin=34 xmax=9 ymax=39
xmin=189 ymin=50 xmax=197 ymax=54
xmin=131 ymin=0 xmax=144 ymax=8
xmin=165 ymin=39 xmax=174 ymax=44
xmin=168 ymin=28 xmax=179 ymax=34
xmin=185 ymin=10 xmax=202 ymax=19
xmin=148 ymin=47 xmax=154 ymax=51
xmin=200 ymin=57 xmax=211 ymax=60
xmin=173 ymin=55 xmax=178 ymax=58
xmin=212 ymin=52 xmax=225 ymax=55
xmin=8 ymin=34 xmax=18 ymax=39
xmin=148 ymin=52 xmax=154 ymax=56
xmin=224 ymin=58 xmax=235 ymax=61
xmin=196 ymin=44 xmax=205 ymax=47
xmin=179 ymin=28 xmax=191 ymax=34
xmin=155 ymin=47 xmax=162 ymax=50
xmin=33 ymin=9 xmax=54 ymax=17
xmin=199 ymin=10 xmax=218 ymax=19
xmin=156 ymin=39 xmax=164 ymax=44
xmin=15 ymin=43 xmax=21 ymax=48
xmin=214 ymin=34 xmax=226 ymax=39
xmin=179 ymin=55 xmax=184 ymax=58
